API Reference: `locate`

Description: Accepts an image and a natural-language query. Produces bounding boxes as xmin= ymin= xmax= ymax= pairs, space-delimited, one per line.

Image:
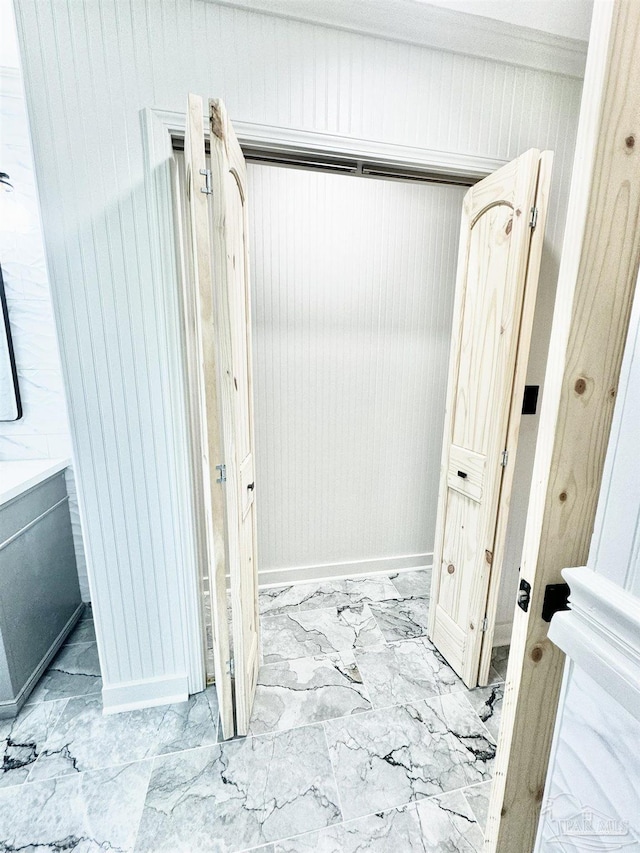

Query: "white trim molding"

xmin=141 ymin=107 xmax=206 ymax=696
xmin=257 ymin=553 xmax=432 ymax=588
xmin=151 ymin=109 xmax=507 ymax=181
xmin=549 ymin=567 xmax=640 ymax=723
xmin=102 ymin=674 xmax=189 ymax=715
xmin=210 ymin=0 xmax=588 ymax=78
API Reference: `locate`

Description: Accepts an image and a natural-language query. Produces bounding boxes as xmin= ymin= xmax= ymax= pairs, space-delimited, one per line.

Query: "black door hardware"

xmin=541 ymin=582 xmax=570 ymax=622
xmin=457 ymin=470 xmax=468 ymax=479
xmin=522 ymin=384 xmax=540 ymax=415
xmin=518 ymin=578 xmax=531 ymax=612
xmin=247 ymin=482 xmax=255 ymax=491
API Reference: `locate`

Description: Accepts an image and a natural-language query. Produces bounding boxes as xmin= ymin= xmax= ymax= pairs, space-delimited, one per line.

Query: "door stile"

xmin=184 ymin=93 xmax=235 ymax=739
xmin=478 ymin=151 xmax=554 ymax=685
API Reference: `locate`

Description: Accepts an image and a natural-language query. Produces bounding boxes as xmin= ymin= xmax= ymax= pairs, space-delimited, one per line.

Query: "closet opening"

xmin=172 ymin=122 xmax=535 ymax=721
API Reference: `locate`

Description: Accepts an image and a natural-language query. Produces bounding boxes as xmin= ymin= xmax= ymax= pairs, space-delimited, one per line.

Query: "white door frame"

xmin=141 ymin=105 xmax=507 ymax=696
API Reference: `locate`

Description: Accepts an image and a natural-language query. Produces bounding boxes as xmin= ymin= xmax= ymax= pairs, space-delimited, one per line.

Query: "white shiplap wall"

xmin=249 ymin=165 xmax=466 ymax=580
xmin=14 ymin=0 xmax=583 ymax=699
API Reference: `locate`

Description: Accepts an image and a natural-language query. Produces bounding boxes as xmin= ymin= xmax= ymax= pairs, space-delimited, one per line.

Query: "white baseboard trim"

xmin=102 ymin=674 xmax=189 ymax=715
xmin=492 ymin=621 xmax=513 ymax=648
xmin=257 ymin=553 xmax=432 ymax=588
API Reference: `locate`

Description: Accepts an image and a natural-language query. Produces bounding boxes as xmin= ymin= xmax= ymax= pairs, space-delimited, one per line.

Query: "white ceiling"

xmin=421 ymin=0 xmax=593 ymax=42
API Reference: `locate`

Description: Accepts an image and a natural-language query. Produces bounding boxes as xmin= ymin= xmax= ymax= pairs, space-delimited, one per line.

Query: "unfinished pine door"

xmin=429 ymin=149 xmax=553 ymax=688
xmin=183 ymin=93 xmax=234 ymax=739
xmin=208 ymin=98 xmax=260 ymax=736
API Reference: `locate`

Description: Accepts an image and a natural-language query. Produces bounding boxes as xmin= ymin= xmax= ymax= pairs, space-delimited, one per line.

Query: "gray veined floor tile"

xmin=259 ymin=585 xmax=307 ymax=616
xmin=134 ymin=723 xmax=341 ymax=852
xmin=27 ymin=695 xmax=162 ymax=782
xmin=27 ymin=641 xmax=102 ymax=703
xmin=66 ymin=616 xmax=97 ymax=645
xmin=261 ymin=604 xmax=386 ymax=663
xmin=462 ymin=780 xmax=493 ymax=835
xmin=354 ymin=637 xmax=463 ymax=708
xmin=248 ymin=652 xmax=371 ymax=735
xmin=274 ymin=789 xmax=483 ymax=852
xmin=368 ymin=597 xmax=430 ymax=641
xmin=155 ymin=686 xmax=220 ymax=755
xmin=0 ymin=759 xmax=151 ymax=851
xmin=413 ymin=789 xmax=484 ymax=851
xmin=287 ymin=576 xmax=401 ymax=612
xmin=389 ymin=568 xmax=433 ymax=600
xmin=27 ymin=687 xmax=220 ymax=782
xmin=0 ymin=699 xmax=68 ymax=788
xmin=465 ymin=684 xmax=503 ymax=742
xmin=274 ymin=802 xmax=428 ymax=851
xmin=323 ymin=692 xmax=496 ymax=821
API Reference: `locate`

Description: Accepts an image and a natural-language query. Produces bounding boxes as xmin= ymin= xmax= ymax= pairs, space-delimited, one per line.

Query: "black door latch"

xmin=541 ymin=582 xmax=570 ymax=622
xmin=517 ymin=578 xmax=531 ymax=612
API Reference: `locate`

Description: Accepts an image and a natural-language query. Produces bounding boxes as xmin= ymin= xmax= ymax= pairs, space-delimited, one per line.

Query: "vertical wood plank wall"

xmin=248 ymin=165 xmax=466 ymax=579
xmin=14 ymin=0 xmax=583 ymax=693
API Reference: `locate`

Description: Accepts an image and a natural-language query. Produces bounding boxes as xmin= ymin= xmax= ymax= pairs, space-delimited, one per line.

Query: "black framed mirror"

xmin=0 ymin=263 xmax=22 ymax=421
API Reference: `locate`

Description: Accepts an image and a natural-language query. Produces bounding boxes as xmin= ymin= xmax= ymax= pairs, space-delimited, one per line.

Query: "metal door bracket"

xmin=481 ymin=616 xmax=489 ymax=632
xmin=501 ymin=449 xmax=509 ymax=468
xmin=200 ymin=168 xmax=213 ymax=195
xmin=216 ymin=463 xmax=226 ymax=483
xmin=530 ymin=206 xmax=538 ymax=229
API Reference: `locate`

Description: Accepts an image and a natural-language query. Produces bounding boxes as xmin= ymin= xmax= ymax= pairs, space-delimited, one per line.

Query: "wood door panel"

xmin=447 ymin=445 xmax=486 ymax=502
xmin=209 ymin=98 xmax=260 ymax=737
xmin=430 ymin=149 xmax=552 ymax=687
xmin=183 ymin=94 xmax=234 ymax=739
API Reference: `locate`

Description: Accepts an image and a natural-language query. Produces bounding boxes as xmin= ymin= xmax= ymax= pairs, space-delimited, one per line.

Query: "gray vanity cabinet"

xmin=0 ymin=470 xmax=82 ymax=717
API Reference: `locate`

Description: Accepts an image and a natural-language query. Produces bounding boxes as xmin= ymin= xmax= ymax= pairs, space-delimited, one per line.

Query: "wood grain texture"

xmin=430 ymin=150 xmax=544 ymax=688
xmin=209 ymin=99 xmax=260 ymax=737
xmin=184 ymin=94 xmax=234 ymax=740
xmin=478 ymin=150 xmax=554 ymax=685
xmin=485 ymin=2 xmax=640 ymax=849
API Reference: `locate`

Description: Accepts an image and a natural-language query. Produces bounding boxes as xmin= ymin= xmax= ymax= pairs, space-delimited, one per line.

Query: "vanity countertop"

xmin=0 ymin=458 xmax=71 ymax=507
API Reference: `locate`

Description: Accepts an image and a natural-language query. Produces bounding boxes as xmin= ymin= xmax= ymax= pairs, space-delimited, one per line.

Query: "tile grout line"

xmin=321 ymin=719 xmax=347 ymax=832
xmin=239 ymin=777 xmax=489 ymax=852
xmin=126 ymin=757 xmax=155 ymax=851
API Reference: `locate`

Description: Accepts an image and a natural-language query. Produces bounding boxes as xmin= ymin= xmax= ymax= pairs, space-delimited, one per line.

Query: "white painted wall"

xmin=248 ymin=164 xmax=466 ymax=581
xmin=14 ymin=0 xmax=583 ymax=700
xmin=0 ymin=0 xmax=87 ymax=599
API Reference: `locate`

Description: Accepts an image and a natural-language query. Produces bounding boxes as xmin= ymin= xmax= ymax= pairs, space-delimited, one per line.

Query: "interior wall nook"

xmin=249 ymin=164 xmax=466 ymax=584
xmin=14 ymin=0 xmax=584 ymax=708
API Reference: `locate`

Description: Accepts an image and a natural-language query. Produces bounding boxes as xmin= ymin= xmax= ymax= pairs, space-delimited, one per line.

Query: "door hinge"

xmin=529 ymin=205 xmax=538 ymax=229
xmin=200 ymin=168 xmax=213 ymax=195
xmin=226 ymin=657 xmax=235 ymax=677
xmin=481 ymin=616 xmax=489 ymax=632
xmin=216 ymin=463 xmax=226 ymax=483
xmin=501 ymin=449 xmax=509 ymax=468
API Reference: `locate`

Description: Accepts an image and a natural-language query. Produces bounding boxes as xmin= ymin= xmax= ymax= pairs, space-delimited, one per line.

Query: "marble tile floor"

xmin=0 ymin=573 xmax=508 ymax=852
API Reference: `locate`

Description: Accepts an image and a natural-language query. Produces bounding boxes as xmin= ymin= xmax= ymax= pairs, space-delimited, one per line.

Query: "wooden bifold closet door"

xmin=429 ymin=149 xmax=553 ymax=689
xmin=183 ymin=93 xmax=260 ymax=738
